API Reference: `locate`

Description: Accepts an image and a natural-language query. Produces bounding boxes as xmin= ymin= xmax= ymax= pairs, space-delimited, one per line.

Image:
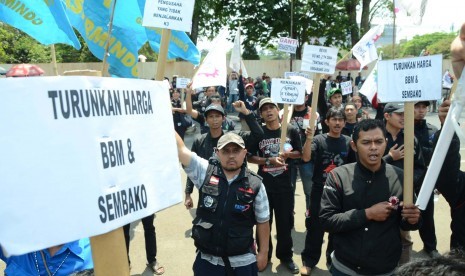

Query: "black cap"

xmin=384 ymin=102 xmax=405 ymax=113
xmin=204 ymin=104 xmax=225 ymax=116
xmin=414 ymin=101 xmax=430 ymax=107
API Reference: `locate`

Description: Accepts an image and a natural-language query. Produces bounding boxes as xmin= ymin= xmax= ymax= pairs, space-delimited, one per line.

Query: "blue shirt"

xmin=0 ymin=238 xmax=93 ymax=276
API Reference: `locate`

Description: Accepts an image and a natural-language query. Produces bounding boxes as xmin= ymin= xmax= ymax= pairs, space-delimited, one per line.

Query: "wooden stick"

xmin=155 ymin=29 xmax=172 ymax=81
xmin=90 ymin=227 xmax=129 ymax=276
xmin=51 ymin=44 xmax=59 ymax=76
xmin=101 ymin=0 xmax=117 ymax=77
xmin=447 ymin=80 xmax=458 ymax=100
xmin=307 ymin=73 xmax=322 ymax=144
xmin=403 ymin=102 xmax=415 ymax=204
xmin=280 ymin=104 xmax=291 ymax=153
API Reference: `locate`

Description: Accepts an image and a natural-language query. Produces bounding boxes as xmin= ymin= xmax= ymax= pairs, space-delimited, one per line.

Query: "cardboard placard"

xmin=270 ymin=78 xmax=306 ymax=104
xmin=377 ymin=55 xmax=442 ymax=102
xmin=0 ymin=76 xmax=182 ymax=256
xmin=340 ymin=81 xmax=353 ymax=95
xmin=301 ymin=45 xmax=338 ymax=74
xmin=142 ymin=0 xmax=195 ymax=32
xmin=176 ymin=77 xmax=191 ymax=89
xmin=277 ymin=37 xmax=298 ymax=54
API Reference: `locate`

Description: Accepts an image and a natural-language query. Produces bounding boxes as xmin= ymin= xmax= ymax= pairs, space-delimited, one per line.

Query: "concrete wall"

xmin=0 ymin=59 xmax=453 ymax=80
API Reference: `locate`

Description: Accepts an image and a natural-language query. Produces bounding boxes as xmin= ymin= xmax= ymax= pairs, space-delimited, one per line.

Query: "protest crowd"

xmin=2 ymin=2 xmax=465 ymax=276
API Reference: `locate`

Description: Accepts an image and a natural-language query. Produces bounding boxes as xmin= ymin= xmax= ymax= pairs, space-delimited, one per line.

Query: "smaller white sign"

xmin=284 ymin=72 xmax=311 ymax=79
xmin=301 ymin=45 xmax=338 ymax=74
xmin=340 ymin=81 xmax=353 ymax=95
xmin=142 ymin=0 xmax=195 ymax=32
xmin=271 ymin=78 xmax=306 ymax=105
xmin=278 ymin=37 xmax=298 ymax=54
xmin=176 ymin=78 xmax=191 ymax=89
xmin=378 ymin=55 xmax=442 ymax=102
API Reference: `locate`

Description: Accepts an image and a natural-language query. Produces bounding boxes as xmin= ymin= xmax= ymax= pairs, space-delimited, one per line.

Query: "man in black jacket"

xmin=320 ymin=119 xmax=421 ymax=275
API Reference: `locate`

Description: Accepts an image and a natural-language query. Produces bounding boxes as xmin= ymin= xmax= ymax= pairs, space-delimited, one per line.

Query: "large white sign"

xmin=0 ymin=77 xmax=182 ymax=256
xmin=142 ymin=0 xmax=195 ymax=32
xmin=301 ymin=45 xmax=338 ymax=74
xmin=176 ymin=77 xmax=191 ymax=89
xmin=277 ymin=37 xmax=298 ymax=54
xmin=378 ymin=55 xmax=442 ymax=102
xmin=340 ymin=81 xmax=353 ymax=95
xmin=271 ymin=78 xmax=306 ymax=105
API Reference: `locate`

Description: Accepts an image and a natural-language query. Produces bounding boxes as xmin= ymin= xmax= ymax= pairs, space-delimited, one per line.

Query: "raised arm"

xmin=175 ymin=131 xmax=192 ymax=167
xmin=185 ymin=85 xmax=199 ymax=119
xmin=451 ymin=22 xmax=465 ymax=78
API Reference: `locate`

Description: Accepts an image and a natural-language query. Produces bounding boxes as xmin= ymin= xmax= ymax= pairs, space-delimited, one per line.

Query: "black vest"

xmin=191 ymin=159 xmax=262 ymax=256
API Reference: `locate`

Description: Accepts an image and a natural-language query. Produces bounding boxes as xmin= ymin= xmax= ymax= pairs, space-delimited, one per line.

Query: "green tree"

xmin=401 ymin=32 xmax=455 ymax=58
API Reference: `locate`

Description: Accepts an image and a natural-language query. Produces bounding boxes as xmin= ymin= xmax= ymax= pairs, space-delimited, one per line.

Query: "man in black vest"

xmin=175 ymin=131 xmax=271 ymax=275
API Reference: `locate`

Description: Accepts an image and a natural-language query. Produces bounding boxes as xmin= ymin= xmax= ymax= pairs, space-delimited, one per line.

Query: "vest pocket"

xmin=226 ymin=226 xmax=253 ymax=255
xmin=192 ymin=219 xmax=214 ymax=250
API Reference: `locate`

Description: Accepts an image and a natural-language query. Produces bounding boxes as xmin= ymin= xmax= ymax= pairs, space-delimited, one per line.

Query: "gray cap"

xmin=258 ymin=97 xmax=279 ymax=111
xmin=384 ymin=102 xmax=405 ymax=113
xmin=217 ymin=132 xmax=245 ymax=150
xmin=204 ymin=104 xmax=225 ymax=116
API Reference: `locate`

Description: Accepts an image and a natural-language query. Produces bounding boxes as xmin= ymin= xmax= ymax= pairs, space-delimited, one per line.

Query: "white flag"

xmin=192 ymin=38 xmax=228 ymax=89
xmin=395 ymin=0 xmax=428 ymax=25
xmin=359 ymin=60 xmax=379 ymax=103
xmin=240 ymin=60 xmax=249 ymax=78
xmin=352 ymin=25 xmax=384 ymax=70
xmin=230 ymin=28 xmax=242 ymax=72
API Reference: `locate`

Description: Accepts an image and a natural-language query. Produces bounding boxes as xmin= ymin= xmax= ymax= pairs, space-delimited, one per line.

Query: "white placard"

xmin=284 ymin=72 xmax=311 ymax=79
xmin=142 ymin=0 xmax=195 ymax=32
xmin=289 ymin=76 xmax=314 ymax=96
xmin=340 ymin=81 xmax=353 ymax=95
xmin=378 ymin=55 xmax=442 ymax=102
xmin=0 ymin=77 xmax=182 ymax=256
xmin=271 ymin=78 xmax=306 ymax=104
xmin=176 ymin=77 xmax=191 ymax=89
xmin=301 ymin=45 xmax=338 ymax=74
xmin=277 ymin=37 xmax=298 ymax=54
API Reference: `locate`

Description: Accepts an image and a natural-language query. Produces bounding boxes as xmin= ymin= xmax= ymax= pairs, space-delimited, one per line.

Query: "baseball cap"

xmin=245 ymin=83 xmax=254 ymax=89
xmin=384 ymin=102 xmax=405 ymax=113
xmin=204 ymin=104 xmax=225 ymax=116
xmin=414 ymin=101 xmax=430 ymax=107
xmin=217 ymin=132 xmax=245 ymax=149
xmin=258 ymin=97 xmax=279 ymax=111
xmin=327 ymin=88 xmax=342 ymax=98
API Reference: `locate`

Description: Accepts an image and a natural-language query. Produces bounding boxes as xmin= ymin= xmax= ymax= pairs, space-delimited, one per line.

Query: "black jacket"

xmin=414 ymin=119 xmax=438 ymax=165
xmin=383 ymin=129 xmax=426 ymax=190
xmin=320 ymin=161 xmax=421 ymax=275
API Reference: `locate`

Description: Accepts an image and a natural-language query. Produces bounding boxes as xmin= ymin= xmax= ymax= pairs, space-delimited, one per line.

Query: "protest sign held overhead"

xmin=340 ymin=81 xmax=353 ymax=95
xmin=143 ymin=0 xmax=195 ymax=33
xmin=378 ymin=55 xmax=442 ymax=102
xmin=278 ymin=37 xmax=298 ymax=54
xmin=176 ymin=77 xmax=191 ymax=89
xmin=271 ymin=78 xmax=306 ymax=105
xmin=0 ymin=0 xmax=80 ymax=49
xmin=0 ymin=77 xmax=182 ymax=256
xmin=301 ymin=45 xmax=338 ymax=74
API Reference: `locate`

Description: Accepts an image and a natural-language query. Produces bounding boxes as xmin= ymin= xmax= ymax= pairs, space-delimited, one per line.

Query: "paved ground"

xmin=1 ymin=108 xmax=463 ymax=275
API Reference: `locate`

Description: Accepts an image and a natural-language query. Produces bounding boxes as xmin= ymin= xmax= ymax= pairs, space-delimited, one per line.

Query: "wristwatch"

xmin=265 ymin=157 xmax=271 ymax=166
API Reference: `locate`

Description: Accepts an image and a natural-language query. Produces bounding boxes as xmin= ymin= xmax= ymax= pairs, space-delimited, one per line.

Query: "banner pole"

xmin=155 ymin=29 xmax=172 ymax=81
xmin=101 ymin=0 xmax=118 ymax=76
xmin=51 ymin=44 xmax=59 ymax=76
xmin=307 ymin=73 xmax=322 ymax=145
xmin=90 ymin=228 xmax=129 ymax=276
xmin=403 ymin=102 xmax=414 ymax=204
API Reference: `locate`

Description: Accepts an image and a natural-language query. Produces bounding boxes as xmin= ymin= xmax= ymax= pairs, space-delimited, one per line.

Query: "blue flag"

xmin=65 ymin=0 xmax=142 ymax=78
xmin=0 ymin=0 xmax=80 ymax=49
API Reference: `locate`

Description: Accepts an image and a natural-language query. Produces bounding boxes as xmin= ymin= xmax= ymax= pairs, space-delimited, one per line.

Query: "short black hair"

xmin=352 ymin=119 xmax=386 ymax=143
xmin=396 ymin=249 xmax=465 ymax=275
xmin=344 ymin=102 xmax=357 ymax=110
xmin=326 ymin=106 xmax=346 ymax=120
